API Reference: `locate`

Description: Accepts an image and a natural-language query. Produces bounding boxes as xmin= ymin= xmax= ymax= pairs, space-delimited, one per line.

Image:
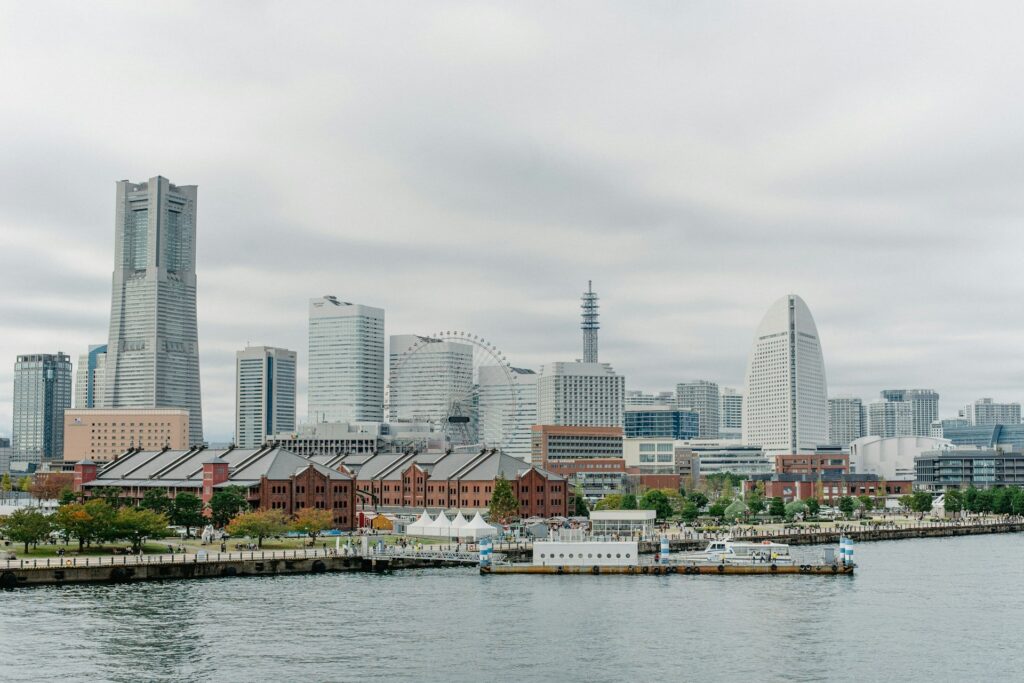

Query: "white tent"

xmin=406 ymin=510 xmax=433 ymax=536
xmin=426 ymin=510 xmax=453 ymax=538
xmin=460 ymin=512 xmax=500 ymax=540
xmin=451 ymin=511 xmax=469 ymax=534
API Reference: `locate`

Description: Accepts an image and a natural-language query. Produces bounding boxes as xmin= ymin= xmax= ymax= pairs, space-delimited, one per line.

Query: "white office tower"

xmin=962 ymin=398 xmax=1022 ymax=426
xmin=74 ymin=344 xmax=107 ymax=409
xmin=104 ymin=176 xmax=203 ymax=445
xmin=537 ymin=362 xmax=625 ymax=427
xmin=720 ymin=387 xmax=743 ymax=438
xmin=308 ymin=297 xmax=385 ymax=423
xmin=235 ymin=346 xmax=297 ymax=448
xmin=743 ymin=294 xmax=828 ymax=454
xmin=677 ymin=380 xmax=720 ymax=439
xmin=828 ymin=397 xmax=865 ymax=446
xmin=389 ymin=334 xmax=474 ymax=433
xmin=479 ymin=366 xmax=537 ymax=461
xmin=867 ymin=399 xmax=914 ymax=438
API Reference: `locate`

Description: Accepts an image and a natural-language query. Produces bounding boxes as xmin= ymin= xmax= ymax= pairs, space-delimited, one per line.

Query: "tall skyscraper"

xmin=74 ymin=344 xmax=107 ymax=409
xmin=962 ymin=398 xmax=1022 ymax=426
xmin=743 ymin=294 xmax=828 ymax=454
xmin=235 ymin=346 xmax=297 ymax=448
xmin=479 ymin=366 xmax=537 ymax=461
xmin=388 ymin=334 xmax=474 ymax=436
xmin=867 ymin=399 xmax=914 ymax=438
xmin=677 ymin=380 xmax=720 ymax=439
xmin=308 ymin=297 xmax=385 ymax=423
xmin=104 ymin=176 xmax=203 ymax=445
xmin=581 ymin=281 xmax=599 ymax=363
xmin=828 ymin=397 xmax=865 ymax=446
xmin=537 ymin=362 xmax=625 ymax=428
xmin=720 ymin=387 xmax=743 ymax=437
xmin=880 ymin=389 xmax=938 ymax=437
xmin=13 ymin=352 xmax=72 ymax=462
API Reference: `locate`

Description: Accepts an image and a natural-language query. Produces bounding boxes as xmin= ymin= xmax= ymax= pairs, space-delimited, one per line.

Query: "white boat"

xmin=683 ymin=539 xmax=795 ymax=566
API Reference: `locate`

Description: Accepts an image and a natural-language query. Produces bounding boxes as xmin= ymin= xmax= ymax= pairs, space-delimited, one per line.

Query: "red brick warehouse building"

xmin=74 ymin=445 xmax=357 ymax=529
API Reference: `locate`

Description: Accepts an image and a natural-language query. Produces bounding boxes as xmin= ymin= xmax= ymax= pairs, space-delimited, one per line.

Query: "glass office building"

xmin=624 ymin=408 xmax=699 ymax=440
xmin=13 ymin=352 xmax=72 ymax=462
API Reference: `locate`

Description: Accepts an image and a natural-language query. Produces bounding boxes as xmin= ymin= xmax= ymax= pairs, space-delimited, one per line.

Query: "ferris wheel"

xmin=389 ymin=331 xmax=524 ymax=449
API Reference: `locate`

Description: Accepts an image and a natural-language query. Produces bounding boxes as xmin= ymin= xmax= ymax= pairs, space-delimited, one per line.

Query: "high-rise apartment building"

xmin=537 ymin=362 xmax=625 ymax=428
xmin=677 ymin=380 xmax=720 ymax=439
xmin=389 ymin=334 xmax=474 ymax=438
xmin=235 ymin=346 xmax=297 ymax=448
xmin=867 ymin=399 xmax=914 ymax=438
xmin=880 ymin=389 xmax=938 ymax=437
xmin=13 ymin=352 xmax=72 ymax=463
xmin=74 ymin=344 xmax=107 ymax=409
xmin=104 ymin=176 xmax=203 ymax=445
xmin=308 ymin=297 xmax=385 ymax=423
xmin=743 ymin=295 xmax=828 ymax=454
xmin=719 ymin=388 xmax=743 ymax=436
xmin=962 ymin=398 xmax=1022 ymax=426
xmin=479 ymin=366 xmax=537 ymax=462
xmin=828 ymin=397 xmax=865 ymax=446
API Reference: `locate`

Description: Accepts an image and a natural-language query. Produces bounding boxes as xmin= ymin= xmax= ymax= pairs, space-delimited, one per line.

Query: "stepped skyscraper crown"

xmin=743 ymin=294 xmax=827 ymax=454
xmin=104 ymin=176 xmax=203 ymax=445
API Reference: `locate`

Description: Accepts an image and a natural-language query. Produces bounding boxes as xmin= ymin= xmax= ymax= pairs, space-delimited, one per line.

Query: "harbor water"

xmin=1 ymin=533 xmax=1022 ymax=682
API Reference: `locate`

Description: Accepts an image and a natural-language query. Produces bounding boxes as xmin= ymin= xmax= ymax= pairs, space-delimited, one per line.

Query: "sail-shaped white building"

xmin=743 ymin=295 xmax=828 ymax=455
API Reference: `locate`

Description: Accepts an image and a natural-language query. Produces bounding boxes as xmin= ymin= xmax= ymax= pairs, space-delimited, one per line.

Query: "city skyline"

xmin=5 ymin=4 xmax=1024 ymax=440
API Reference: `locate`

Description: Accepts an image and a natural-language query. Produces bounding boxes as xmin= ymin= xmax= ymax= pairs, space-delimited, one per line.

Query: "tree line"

xmin=0 ymin=486 xmax=337 ymax=555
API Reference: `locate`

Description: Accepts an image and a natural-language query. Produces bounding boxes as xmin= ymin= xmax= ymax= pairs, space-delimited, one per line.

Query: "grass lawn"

xmin=4 ymin=541 xmax=174 ymax=559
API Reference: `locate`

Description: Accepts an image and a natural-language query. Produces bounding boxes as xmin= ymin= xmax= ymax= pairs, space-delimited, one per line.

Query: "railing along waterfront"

xmin=1 ymin=548 xmax=334 ymax=571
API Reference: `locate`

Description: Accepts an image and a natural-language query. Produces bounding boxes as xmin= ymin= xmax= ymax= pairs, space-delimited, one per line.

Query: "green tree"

xmin=488 ymin=475 xmax=520 ymax=522
xmin=687 ymin=492 xmax=709 ymax=510
xmin=963 ymin=487 xmax=980 ymax=513
xmin=140 ymin=489 xmax=173 ymax=516
xmin=857 ymin=494 xmax=874 ymax=511
xmin=594 ymin=494 xmax=623 ymax=511
xmin=639 ymin=490 xmax=673 ymax=520
xmin=805 ymin=498 xmax=821 ymax=516
xmin=53 ymin=499 xmax=116 ymax=551
xmin=909 ymin=490 xmax=934 ymax=514
xmin=621 ymin=493 xmax=638 ymax=510
xmin=292 ymin=507 xmax=334 ymax=544
xmin=899 ymin=494 xmax=915 ymax=510
xmin=993 ymin=487 xmax=1013 ymax=515
xmin=18 ymin=476 xmax=32 ymax=493
xmin=226 ymin=508 xmax=290 ymax=548
xmin=944 ymin=489 xmax=964 ymax=514
xmin=707 ymin=500 xmax=727 ymax=519
xmin=745 ymin=492 xmax=765 ymax=516
xmin=0 ymin=507 xmax=52 ymax=553
xmin=838 ymin=496 xmax=856 ymax=518
xmin=975 ymin=489 xmax=995 ymax=514
xmin=208 ymin=486 xmax=250 ymax=528
xmin=572 ymin=484 xmax=589 ymax=517
xmin=0 ymin=472 xmax=11 ymax=493
xmin=112 ymin=507 xmax=169 ymax=553
xmin=784 ymin=500 xmax=808 ymax=520
xmin=92 ymin=486 xmax=123 ymax=508
xmin=171 ymin=492 xmax=205 ymax=536
xmin=1010 ymin=488 xmax=1024 ymax=516
xmin=58 ymin=488 xmax=78 ymax=506
xmin=680 ymin=501 xmax=699 ymax=523
xmin=768 ymin=497 xmax=785 ymax=518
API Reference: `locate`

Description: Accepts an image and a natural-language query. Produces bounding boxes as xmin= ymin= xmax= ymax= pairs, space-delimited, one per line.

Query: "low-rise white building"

xmin=849 ymin=435 xmax=952 ymax=481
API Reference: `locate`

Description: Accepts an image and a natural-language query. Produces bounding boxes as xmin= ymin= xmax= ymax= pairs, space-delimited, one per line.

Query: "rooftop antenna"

xmin=581 ymin=280 xmax=599 ymax=363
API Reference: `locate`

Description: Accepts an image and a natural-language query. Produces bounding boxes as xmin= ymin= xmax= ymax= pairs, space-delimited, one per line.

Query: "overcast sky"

xmin=3 ymin=2 xmax=1024 ymax=441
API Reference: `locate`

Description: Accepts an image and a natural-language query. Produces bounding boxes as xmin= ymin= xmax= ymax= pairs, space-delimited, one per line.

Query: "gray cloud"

xmin=2 ymin=2 xmax=1024 ymax=439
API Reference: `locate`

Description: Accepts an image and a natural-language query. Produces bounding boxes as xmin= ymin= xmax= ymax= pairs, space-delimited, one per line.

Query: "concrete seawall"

xmin=0 ymin=551 xmax=475 ymax=589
